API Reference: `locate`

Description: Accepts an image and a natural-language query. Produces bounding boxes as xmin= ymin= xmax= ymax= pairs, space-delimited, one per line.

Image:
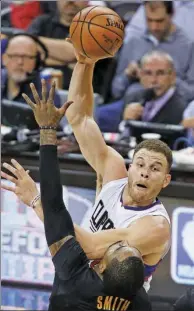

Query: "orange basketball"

xmin=70 ymin=6 xmax=124 ymax=60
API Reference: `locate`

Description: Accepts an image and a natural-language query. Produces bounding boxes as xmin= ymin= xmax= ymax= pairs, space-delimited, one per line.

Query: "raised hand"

xmin=1 ymin=159 xmax=39 ymax=206
xmin=22 ymin=79 xmax=73 ymax=127
xmin=66 ymin=38 xmax=99 ymax=65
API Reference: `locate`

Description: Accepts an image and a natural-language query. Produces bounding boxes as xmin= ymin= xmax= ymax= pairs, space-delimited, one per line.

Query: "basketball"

xmin=70 ymin=6 xmax=124 ymax=60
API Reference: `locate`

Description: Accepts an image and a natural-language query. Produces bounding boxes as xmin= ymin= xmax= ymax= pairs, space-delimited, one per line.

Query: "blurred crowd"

xmin=1 ymin=0 xmax=194 ymax=156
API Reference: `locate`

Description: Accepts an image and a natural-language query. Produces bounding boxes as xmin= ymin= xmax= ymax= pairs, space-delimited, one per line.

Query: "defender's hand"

xmin=22 ymin=79 xmax=73 ymax=127
xmin=1 ymin=159 xmax=39 ymax=206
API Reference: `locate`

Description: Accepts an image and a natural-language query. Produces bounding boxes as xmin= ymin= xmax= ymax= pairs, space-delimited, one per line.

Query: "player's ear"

xmin=162 ymin=173 xmax=171 ymax=188
xmin=98 ymin=260 xmax=106 ymax=274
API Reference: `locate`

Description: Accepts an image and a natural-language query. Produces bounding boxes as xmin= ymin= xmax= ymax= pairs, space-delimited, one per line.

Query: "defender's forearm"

xmin=67 ymin=62 xmax=95 ymax=123
xmin=89 ymin=228 xmax=128 ymax=259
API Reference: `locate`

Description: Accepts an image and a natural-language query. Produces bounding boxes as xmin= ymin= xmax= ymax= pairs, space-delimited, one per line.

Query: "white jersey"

xmin=81 ymin=178 xmax=171 ymax=291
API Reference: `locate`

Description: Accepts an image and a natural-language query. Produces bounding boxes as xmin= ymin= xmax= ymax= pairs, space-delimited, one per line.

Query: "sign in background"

xmin=1 ymin=181 xmax=96 ymax=286
xmin=1 ymin=181 xmax=96 ymax=310
xmin=171 ymin=207 xmax=194 ymax=285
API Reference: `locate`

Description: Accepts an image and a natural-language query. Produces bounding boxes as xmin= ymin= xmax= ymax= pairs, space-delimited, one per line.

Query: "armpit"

xmin=49 ymin=235 xmax=74 ymax=257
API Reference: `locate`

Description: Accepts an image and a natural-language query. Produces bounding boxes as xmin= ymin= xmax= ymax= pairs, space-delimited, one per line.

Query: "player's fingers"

xmin=48 ymin=80 xmax=56 ymax=105
xmin=41 ymin=79 xmax=47 ymax=103
xmin=30 ymin=83 xmax=41 ymax=105
xmin=59 ymin=101 xmax=73 ymax=116
xmin=65 ymin=37 xmax=72 ymax=44
xmin=1 ymin=183 xmax=15 ymax=193
xmin=2 ymin=163 xmax=21 ymax=180
xmin=11 ymin=159 xmax=27 ymax=179
xmin=22 ymin=93 xmax=35 ymax=110
xmin=1 ymin=170 xmax=17 ymax=184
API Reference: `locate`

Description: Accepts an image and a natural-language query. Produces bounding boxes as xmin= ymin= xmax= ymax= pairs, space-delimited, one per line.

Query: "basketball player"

xmin=2 ymin=59 xmax=171 ymax=292
xmin=2 ymin=83 xmax=151 ymax=311
xmin=64 ymin=50 xmax=172 ymax=292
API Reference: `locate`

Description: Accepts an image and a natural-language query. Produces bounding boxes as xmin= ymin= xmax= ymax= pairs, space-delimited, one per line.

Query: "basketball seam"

xmin=71 ymin=20 xmax=124 ymax=40
xmin=71 ymin=11 xmax=81 ymax=39
xmin=80 ymin=6 xmax=99 ymax=58
xmin=87 ymin=21 xmax=113 ymax=56
xmin=89 ymin=13 xmax=123 ymax=23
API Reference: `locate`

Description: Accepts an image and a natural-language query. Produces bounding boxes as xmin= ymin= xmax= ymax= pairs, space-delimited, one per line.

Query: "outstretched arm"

xmin=1 ymin=161 xmax=44 ymax=222
xmin=66 ymin=53 xmax=127 ymax=184
xmin=1 ymin=161 xmax=97 ymax=257
xmin=22 ymin=80 xmax=76 ymax=256
xmin=90 ymin=216 xmax=170 ymax=263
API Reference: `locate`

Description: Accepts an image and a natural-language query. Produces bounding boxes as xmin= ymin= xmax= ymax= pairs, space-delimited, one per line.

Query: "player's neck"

xmin=122 ymin=184 xmax=154 ymax=207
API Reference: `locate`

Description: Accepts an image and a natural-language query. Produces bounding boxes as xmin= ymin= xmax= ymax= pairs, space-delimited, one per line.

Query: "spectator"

xmin=181 ymin=100 xmax=194 ymax=146
xmin=1 ymin=34 xmax=60 ymax=107
xmin=97 ymin=51 xmax=187 ymax=132
xmin=111 ymin=1 xmax=194 ymax=103
xmin=125 ymin=0 xmax=194 ymax=42
xmin=27 ymin=0 xmax=110 ymax=94
xmin=10 ymin=1 xmax=43 ymax=30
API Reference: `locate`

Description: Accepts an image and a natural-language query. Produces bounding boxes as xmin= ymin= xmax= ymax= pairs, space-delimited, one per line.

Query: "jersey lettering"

xmin=97 ymin=296 xmax=131 ymax=310
xmin=90 ymin=200 xmax=114 ymax=232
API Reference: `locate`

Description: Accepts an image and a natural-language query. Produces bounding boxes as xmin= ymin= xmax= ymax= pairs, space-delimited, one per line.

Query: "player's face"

xmin=104 ymin=241 xmax=142 ymax=265
xmin=128 ymin=149 xmax=171 ymax=205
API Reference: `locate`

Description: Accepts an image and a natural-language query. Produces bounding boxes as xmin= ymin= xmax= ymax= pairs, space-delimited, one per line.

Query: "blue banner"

xmin=171 ymin=207 xmax=194 ymax=285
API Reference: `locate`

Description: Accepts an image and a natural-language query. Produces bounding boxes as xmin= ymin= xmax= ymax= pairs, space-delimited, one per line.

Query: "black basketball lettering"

xmin=90 ymin=200 xmax=115 ymax=231
xmin=106 ymin=18 xmax=124 ymax=31
xmin=102 ymin=219 xmax=114 ymax=230
xmin=107 ymin=37 xmax=120 ymax=53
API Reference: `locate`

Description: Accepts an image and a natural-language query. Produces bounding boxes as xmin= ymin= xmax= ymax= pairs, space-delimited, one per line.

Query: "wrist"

xmin=40 ymin=129 xmax=57 ymax=145
xmin=31 ymin=194 xmax=41 ymax=209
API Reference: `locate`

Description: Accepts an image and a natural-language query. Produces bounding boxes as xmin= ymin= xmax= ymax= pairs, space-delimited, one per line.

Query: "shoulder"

xmin=175 ymin=27 xmax=194 ymax=47
xmin=183 ymin=100 xmax=194 ymax=118
xmin=171 ymin=90 xmax=186 ymax=102
xmin=31 ymin=13 xmax=51 ymax=24
xmin=102 ymin=147 xmax=127 ymax=185
xmin=130 ymin=215 xmax=170 ymax=240
xmin=124 ymin=88 xmax=146 ymax=105
xmin=122 ymin=33 xmax=145 ymax=48
xmin=28 ymin=14 xmax=52 ymax=33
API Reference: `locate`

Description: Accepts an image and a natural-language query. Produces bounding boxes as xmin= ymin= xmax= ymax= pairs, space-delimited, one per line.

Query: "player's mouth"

xmin=136 ymin=183 xmax=147 ymax=190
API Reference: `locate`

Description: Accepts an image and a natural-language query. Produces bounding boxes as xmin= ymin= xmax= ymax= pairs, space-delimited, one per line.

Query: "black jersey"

xmin=49 ymin=237 xmax=151 ymax=311
xmin=40 ymin=145 xmax=152 ymax=311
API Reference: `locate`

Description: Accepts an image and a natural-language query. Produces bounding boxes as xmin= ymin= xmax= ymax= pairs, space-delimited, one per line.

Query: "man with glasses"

xmin=122 ymin=50 xmax=186 ymax=125
xmin=111 ymin=1 xmax=194 ymax=103
xmin=97 ymin=50 xmax=187 ymax=132
xmin=1 ymin=34 xmax=60 ymax=128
